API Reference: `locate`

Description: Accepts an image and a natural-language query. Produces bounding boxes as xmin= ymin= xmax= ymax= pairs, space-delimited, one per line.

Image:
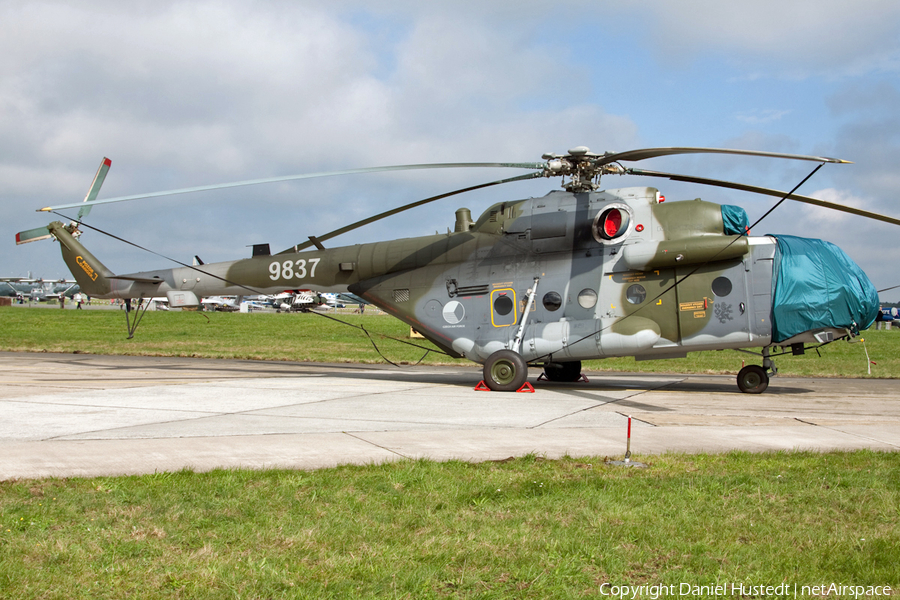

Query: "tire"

xmin=737 ymin=365 xmax=769 ymax=394
xmin=483 ymin=350 xmax=528 ymax=392
xmin=543 ymin=360 xmax=582 ymax=383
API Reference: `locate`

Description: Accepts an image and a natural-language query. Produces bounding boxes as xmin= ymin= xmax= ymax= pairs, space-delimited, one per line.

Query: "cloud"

xmin=0 ymin=3 xmax=385 ymax=170
xmin=612 ymin=0 xmax=900 ymax=77
xmin=0 ymin=2 xmax=637 ymax=174
xmin=825 ymin=82 xmax=900 ymax=210
xmin=1 ymin=1 xmax=644 ymax=274
xmin=800 ymin=187 xmax=879 ymax=224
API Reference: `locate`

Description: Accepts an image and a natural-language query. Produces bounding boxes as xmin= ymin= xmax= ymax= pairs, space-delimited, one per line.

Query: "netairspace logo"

xmin=598 ymin=582 xmax=893 ymax=599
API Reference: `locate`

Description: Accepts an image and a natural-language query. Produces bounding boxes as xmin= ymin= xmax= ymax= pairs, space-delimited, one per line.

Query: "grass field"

xmin=1 ymin=452 xmax=898 ymax=599
xmin=1 ymin=305 xmax=898 ymax=378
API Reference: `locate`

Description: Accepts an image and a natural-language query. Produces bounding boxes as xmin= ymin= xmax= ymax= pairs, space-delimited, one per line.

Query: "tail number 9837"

xmin=269 ymin=258 xmax=321 ymax=281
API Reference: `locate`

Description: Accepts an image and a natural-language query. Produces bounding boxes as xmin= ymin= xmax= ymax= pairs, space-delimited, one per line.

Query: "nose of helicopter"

xmin=770 ymin=234 xmax=879 ymax=343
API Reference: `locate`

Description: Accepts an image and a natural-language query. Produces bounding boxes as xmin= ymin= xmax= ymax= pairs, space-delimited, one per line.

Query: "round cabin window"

xmin=712 ymin=276 xmax=733 ymax=297
xmin=542 ymin=291 xmax=562 ymax=311
xmin=577 ymin=288 xmax=598 ymax=309
xmin=493 ymin=294 xmax=514 ymax=316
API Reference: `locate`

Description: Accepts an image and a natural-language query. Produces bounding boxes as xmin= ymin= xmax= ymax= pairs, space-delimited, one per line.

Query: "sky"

xmin=3 ymin=0 xmax=900 ymax=300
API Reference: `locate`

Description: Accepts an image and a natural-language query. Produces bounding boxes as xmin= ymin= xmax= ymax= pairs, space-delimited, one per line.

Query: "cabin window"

xmin=577 ymin=288 xmax=598 ymax=309
xmin=542 ymin=291 xmax=562 ymax=311
xmin=493 ymin=294 xmax=514 ymax=316
xmin=490 ymin=288 xmax=518 ymax=327
xmin=626 ymin=284 xmax=646 ymax=304
xmin=711 ymin=277 xmax=733 ymax=297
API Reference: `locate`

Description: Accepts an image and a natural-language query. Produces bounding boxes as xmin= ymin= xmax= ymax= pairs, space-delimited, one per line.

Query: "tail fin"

xmin=47 ymin=221 xmax=114 ymax=297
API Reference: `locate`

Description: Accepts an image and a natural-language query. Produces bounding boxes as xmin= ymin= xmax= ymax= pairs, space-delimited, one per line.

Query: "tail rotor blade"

xmin=77 ymin=157 xmax=111 ymax=221
xmin=15 ymin=226 xmax=53 ymax=245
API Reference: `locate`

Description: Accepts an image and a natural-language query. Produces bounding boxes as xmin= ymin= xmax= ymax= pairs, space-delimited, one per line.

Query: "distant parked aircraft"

xmin=0 ymin=276 xmax=79 ymax=301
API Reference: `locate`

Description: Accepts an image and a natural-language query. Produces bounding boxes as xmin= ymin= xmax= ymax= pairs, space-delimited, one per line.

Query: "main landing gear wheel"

xmin=483 ymin=350 xmax=528 ymax=392
xmin=543 ymin=360 xmax=582 ymax=382
xmin=737 ymin=365 xmax=769 ymax=394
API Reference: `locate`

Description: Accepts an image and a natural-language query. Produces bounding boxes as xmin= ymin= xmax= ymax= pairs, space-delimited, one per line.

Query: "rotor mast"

xmin=540 ymin=146 xmax=622 ymax=193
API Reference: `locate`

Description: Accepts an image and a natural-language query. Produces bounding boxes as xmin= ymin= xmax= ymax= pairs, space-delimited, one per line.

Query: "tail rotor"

xmin=15 ymin=157 xmax=111 ymax=245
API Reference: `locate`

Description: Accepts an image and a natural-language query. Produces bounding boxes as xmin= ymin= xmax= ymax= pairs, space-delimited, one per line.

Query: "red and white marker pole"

xmin=624 ymin=415 xmax=632 ymax=463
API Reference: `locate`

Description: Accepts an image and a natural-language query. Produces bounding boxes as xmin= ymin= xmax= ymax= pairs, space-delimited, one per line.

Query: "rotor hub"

xmin=540 ymin=146 xmax=623 ymax=192
xmin=65 ymin=221 xmax=83 ymax=239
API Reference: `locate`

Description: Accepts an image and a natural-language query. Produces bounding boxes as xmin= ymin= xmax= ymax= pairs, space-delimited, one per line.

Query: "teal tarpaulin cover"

xmin=721 ymin=205 xmax=749 ymax=235
xmin=771 ymin=235 xmax=879 ymax=343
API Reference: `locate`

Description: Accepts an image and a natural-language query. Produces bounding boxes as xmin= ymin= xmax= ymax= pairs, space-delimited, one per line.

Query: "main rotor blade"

xmin=39 ymin=162 xmax=543 ymax=213
xmin=282 ymin=171 xmax=544 ymax=253
xmin=600 ymin=147 xmax=850 ymax=166
xmin=627 ymin=168 xmax=900 ymax=227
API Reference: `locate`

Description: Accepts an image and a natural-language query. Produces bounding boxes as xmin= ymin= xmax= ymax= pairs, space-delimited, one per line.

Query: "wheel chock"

xmin=577 ymin=373 xmax=590 ymax=383
xmin=536 ymin=372 xmax=548 ymax=382
xmin=474 ymin=380 xmax=535 ymax=392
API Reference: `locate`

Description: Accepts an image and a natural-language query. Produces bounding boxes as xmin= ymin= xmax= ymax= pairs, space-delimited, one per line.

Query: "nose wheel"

xmin=736 ymin=346 xmax=776 ymax=394
xmin=736 ymin=365 xmax=769 ymax=394
xmin=483 ymin=350 xmax=529 ymax=391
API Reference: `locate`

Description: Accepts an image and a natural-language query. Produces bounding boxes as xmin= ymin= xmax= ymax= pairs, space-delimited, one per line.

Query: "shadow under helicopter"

xmin=38 ymin=353 xmax=812 ymax=400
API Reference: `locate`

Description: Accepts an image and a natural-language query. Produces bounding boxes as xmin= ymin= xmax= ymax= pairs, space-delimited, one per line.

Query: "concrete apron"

xmin=1 ymin=352 xmax=898 ymax=479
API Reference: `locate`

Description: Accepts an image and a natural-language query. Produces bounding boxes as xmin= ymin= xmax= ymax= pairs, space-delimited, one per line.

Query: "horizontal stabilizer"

xmin=15 ymin=226 xmax=52 ymax=245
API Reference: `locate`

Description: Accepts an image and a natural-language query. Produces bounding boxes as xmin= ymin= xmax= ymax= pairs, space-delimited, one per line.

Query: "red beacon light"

xmin=596 ymin=207 xmax=630 ymax=240
xmin=656 ymin=191 xmax=666 ymax=203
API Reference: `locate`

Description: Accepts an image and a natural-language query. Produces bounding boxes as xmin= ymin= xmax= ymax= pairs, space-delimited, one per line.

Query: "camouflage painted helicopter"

xmin=18 ymin=147 xmax=895 ymax=393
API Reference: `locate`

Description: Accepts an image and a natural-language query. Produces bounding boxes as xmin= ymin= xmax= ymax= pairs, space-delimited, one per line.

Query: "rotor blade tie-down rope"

xmin=57 ymin=211 xmax=449 ymax=365
xmin=54 ymin=212 xmax=449 ymax=365
xmin=51 ymin=212 xmax=270 ymax=297
xmin=308 ymin=309 xmax=449 ymax=366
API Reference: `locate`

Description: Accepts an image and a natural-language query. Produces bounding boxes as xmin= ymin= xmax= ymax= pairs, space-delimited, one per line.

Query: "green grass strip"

xmin=1 ymin=452 xmax=897 ymax=598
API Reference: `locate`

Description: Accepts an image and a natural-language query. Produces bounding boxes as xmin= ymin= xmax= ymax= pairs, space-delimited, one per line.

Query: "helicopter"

xmin=16 ymin=146 xmax=895 ymax=393
xmin=0 ymin=275 xmax=79 ymax=302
